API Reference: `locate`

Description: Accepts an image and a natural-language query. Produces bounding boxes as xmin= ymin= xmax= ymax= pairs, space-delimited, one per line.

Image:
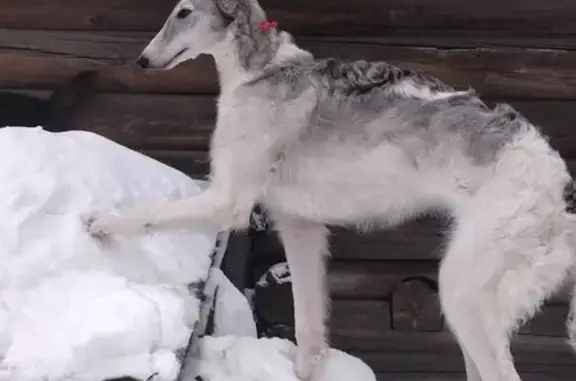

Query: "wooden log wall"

xmin=2 ymin=0 xmax=576 ymax=378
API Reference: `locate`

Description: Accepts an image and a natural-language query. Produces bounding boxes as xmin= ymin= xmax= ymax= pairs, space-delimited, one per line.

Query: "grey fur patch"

xmin=249 ymin=56 xmax=524 ymax=166
xmin=219 ymin=0 xmax=277 ymax=69
xmin=310 ymin=58 xmax=455 ymax=96
xmin=251 ymin=57 xmax=454 ymax=97
xmin=464 ymin=103 xmax=525 ymax=164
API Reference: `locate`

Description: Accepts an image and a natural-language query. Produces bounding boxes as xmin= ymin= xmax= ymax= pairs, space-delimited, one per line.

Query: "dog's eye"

xmin=176 ymin=8 xmax=192 ymax=19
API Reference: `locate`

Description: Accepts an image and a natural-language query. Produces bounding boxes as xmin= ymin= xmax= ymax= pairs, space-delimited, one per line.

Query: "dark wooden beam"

xmin=357 ymin=345 xmax=576 ymax=372
xmin=333 ymin=331 xmax=576 ymax=363
xmin=1 ymin=0 xmax=576 ymax=38
xmin=374 ymin=374 xmax=576 ymax=381
xmin=329 ymin=260 xmax=571 ymax=306
xmin=3 ymin=30 xmax=576 ymax=99
xmin=329 ymin=261 xmax=438 ymax=299
xmin=331 ymin=299 xmax=392 ymax=338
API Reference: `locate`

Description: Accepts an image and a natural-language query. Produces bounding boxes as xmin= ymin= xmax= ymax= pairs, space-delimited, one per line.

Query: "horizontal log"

xmin=329 ymin=220 xmax=448 ymax=261
xmin=333 ymin=331 xmax=576 ymax=362
xmin=72 ymin=94 xmax=215 ymax=146
xmin=329 ymin=261 xmax=572 ymax=306
xmin=331 ymin=300 xmax=391 ymax=338
xmin=142 ymin=150 xmax=210 ymax=177
xmin=329 ymin=261 xmax=437 ymax=299
xmin=329 ymin=278 xmax=569 ymax=337
xmin=374 ymin=373 xmax=576 ymax=381
xmin=352 ymin=339 xmax=576 ymax=372
xmin=513 ymin=101 xmax=576 ymax=157
xmin=69 ymin=92 xmax=215 ymax=175
xmin=1 ymin=0 xmax=576 ymax=38
xmin=3 ymin=30 xmax=576 ymax=99
xmin=0 ymin=30 xmax=217 ymax=93
xmin=363 ymin=353 xmax=576 ymax=373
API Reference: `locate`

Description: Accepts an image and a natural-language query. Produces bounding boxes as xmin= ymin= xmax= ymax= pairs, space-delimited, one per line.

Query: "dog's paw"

xmin=81 ymin=211 xmax=118 ymax=236
xmin=81 ymin=211 xmax=149 ymax=237
xmin=295 ymin=345 xmax=327 ymax=381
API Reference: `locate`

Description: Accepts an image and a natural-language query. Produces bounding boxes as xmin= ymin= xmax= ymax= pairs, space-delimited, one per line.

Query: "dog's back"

xmin=0 ymin=70 xmax=98 ymax=131
xmin=256 ymin=55 xmax=536 ymax=225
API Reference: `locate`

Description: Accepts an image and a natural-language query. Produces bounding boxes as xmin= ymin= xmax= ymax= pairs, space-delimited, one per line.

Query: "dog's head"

xmin=137 ymin=0 xmax=267 ymax=70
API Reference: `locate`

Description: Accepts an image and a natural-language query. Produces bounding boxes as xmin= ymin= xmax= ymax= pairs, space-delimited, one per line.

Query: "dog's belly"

xmin=263 ymin=145 xmax=461 ymax=225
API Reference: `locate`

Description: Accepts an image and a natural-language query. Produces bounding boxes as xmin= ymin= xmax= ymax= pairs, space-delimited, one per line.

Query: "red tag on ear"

xmin=259 ymin=20 xmax=278 ymax=31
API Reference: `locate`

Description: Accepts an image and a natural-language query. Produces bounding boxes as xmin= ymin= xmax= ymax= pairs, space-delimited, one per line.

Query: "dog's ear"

xmin=215 ymin=0 xmax=238 ymax=21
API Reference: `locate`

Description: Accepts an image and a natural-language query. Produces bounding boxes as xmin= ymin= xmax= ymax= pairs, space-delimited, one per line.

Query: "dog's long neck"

xmin=211 ymin=35 xmax=257 ymax=92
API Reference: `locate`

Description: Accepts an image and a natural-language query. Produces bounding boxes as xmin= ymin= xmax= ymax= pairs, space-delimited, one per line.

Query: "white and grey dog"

xmin=85 ymin=0 xmax=576 ymax=380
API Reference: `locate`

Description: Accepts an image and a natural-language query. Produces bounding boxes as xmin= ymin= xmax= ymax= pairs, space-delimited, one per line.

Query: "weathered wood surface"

xmin=328 ymin=261 xmax=572 ymax=306
xmin=251 ymin=217 xmax=449 ymax=261
xmin=332 ymin=300 xmax=391 ymax=339
xmin=332 ymin=331 xmax=576 ymax=356
xmin=330 ymin=283 xmax=568 ymax=335
xmin=329 ymin=261 xmax=438 ymax=299
xmin=336 ymin=331 xmax=576 ymax=368
xmin=517 ymin=305 xmax=569 ymax=337
xmin=3 ymin=30 xmax=576 ymax=99
xmin=374 ymin=374 xmax=576 ymax=381
xmin=1 ymin=0 xmax=576 ymax=38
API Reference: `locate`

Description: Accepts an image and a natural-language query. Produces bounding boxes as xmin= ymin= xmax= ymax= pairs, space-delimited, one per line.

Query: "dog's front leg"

xmin=84 ymin=185 xmax=252 ymax=236
xmin=273 ymin=214 xmax=330 ymax=381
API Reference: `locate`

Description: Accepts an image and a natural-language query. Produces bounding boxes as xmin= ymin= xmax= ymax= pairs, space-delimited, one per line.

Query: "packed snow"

xmin=187 ymin=336 xmax=377 ymax=381
xmin=0 ymin=127 xmax=220 ymax=381
xmin=211 ymin=269 xmax=257 ymax=338
xmin=0 ymin=126 xmax=376 ymax=381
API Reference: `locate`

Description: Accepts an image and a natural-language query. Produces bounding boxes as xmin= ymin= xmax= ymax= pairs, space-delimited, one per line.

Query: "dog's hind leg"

xmin=272 ymin=214 xmax=330 ymax=381
xmin=439 ymin=208 xmax=572 ymax=381
xmin=461 ymin=347 xmax=482 ymax=381
xmin=439 ymin=220 xmax=519 ymax=381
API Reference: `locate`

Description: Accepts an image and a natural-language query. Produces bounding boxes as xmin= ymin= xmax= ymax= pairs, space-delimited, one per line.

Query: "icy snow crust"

xmin=190 ymin=336 xmax=378 ymax=381
xmin=0 ymin=127 xmax=219 ymax=381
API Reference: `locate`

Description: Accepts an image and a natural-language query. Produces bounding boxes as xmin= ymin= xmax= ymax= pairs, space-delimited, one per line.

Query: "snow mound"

xmin=211 ymin=269 xmax=257 ymax=338
xmin=189 ymin=336 xmax=377 ymax=381
xmin=0 ymin=127 xmax=220 ymax=381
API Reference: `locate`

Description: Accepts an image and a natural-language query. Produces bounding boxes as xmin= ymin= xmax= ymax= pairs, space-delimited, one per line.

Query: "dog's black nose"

xmin=136 ymin=56 xmax=150 ymax=69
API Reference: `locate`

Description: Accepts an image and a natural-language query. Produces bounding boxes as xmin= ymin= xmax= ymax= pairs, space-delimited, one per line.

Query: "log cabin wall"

xmin=2 ymin=0 xmax=576 ymax=379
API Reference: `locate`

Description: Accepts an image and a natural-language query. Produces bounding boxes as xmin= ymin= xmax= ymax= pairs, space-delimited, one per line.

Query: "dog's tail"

xmin=44 ymin=70 xmax=99 ymax=132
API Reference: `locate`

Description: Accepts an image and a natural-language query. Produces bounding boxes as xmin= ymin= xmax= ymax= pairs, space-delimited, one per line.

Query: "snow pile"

xmin=0 ymin=127 xmax=220 ymax=381
xmin=211 ymin=269 xmax=257 ymax=338
xmin=188 ymin=336 xmax=377 ymax=381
